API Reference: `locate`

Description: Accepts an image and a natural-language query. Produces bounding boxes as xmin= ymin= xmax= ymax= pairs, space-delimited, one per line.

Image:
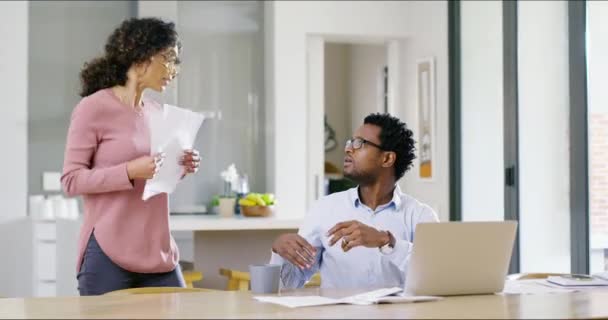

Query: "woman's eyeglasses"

xmin=155 ymin=52 xmax=181 ymax=76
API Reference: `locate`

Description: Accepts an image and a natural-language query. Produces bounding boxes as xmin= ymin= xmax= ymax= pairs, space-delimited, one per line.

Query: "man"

xmin=270 ymin=113 xmax=438 ymax=289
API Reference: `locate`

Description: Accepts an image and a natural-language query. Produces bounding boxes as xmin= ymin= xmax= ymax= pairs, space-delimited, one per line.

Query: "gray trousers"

xmin=77 ymin=232 xmax=185 ymax=296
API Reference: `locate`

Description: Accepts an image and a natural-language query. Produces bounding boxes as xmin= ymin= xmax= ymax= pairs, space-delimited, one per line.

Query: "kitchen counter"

xmin=169 ymin=215 xmax=303 ymax=232
xmin=169 ymin=214 xmax=303 ymax=289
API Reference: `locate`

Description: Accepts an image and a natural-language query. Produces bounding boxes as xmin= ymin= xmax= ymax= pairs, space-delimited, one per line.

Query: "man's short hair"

xmin=364 ymin=113 xmax=416 ymax=180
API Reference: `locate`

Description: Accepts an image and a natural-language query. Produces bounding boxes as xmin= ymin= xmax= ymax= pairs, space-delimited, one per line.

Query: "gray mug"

xmin=249 ymin=264 xmax=281 ymax=294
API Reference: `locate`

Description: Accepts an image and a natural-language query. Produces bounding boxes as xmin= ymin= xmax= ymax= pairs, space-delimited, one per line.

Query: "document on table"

xmin=546 ymin=276 xmax=608 ymax=287
xmin=253 ymin=287 xmax=442 ymax=308
xmin=593 ymin=272 xmax=608 ymax=282
xmin=500 ymin=280 xmax=575 ymax=295
xmin=143 ymin=104 xmax=205 ymax=201
xmin=500 ymin=278 xmax=608 ymax=295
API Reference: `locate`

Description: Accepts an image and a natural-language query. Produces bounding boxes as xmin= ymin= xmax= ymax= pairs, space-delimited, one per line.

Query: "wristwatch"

xmin=378 ymin=230 xmax=395 ymax=255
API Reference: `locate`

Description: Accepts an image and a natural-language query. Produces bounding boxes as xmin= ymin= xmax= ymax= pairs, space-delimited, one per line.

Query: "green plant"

xmin=211 ymin=195 xmax=220 ymax=207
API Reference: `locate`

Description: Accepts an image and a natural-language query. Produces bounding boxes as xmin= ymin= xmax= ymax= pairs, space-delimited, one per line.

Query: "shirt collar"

xmin=350 ymin=185 xmax=403 ymax=210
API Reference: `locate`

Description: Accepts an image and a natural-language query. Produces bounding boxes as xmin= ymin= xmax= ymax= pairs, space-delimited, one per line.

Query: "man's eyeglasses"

xmin=345 ymin=137 xmax=384 ymax=151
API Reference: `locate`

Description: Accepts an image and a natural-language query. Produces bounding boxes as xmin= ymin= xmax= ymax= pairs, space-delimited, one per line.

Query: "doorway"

xmin=306 ymin=36 xmax=402 ymax=207
xmin=323 ymin=42 xmax=388 ymax=195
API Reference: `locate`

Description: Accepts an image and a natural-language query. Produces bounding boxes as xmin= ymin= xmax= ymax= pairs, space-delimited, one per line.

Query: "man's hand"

xmin=272 ymin=233 xmax=317 ymax=270
xmin=327 ymin=220 xmax=390 ymax=252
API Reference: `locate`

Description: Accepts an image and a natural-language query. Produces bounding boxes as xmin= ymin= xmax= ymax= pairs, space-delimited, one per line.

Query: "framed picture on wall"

xmin=416 ymin=57 xmax=435 ymax=181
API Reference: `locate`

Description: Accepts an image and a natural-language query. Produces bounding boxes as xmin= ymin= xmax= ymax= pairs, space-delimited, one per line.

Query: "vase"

xmin=218 ymin=197 xmax=236 ymax=218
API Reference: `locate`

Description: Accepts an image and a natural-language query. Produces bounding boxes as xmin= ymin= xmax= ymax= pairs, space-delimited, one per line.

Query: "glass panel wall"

xmin=27 ymin=1 xmax=267 ymax=214
xmin=172 ymin=1 xmax=266 ymax=211
xmin=460 ymin=1 xmax=505 ymax=222
xmin=517 ymin=1 xmax=571 ymax=273
xmin=587 ymin=0 xmax=608 ymax=274
xmin=28 ymin=1 xmax=135 ymax=196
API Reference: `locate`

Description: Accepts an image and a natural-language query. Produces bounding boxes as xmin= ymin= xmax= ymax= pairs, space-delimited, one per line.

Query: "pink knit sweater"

xmin=61 ymin=88 xmax=178 ymax=273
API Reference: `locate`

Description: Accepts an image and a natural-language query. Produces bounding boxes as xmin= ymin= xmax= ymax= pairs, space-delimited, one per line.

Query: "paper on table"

xmin=254 ymin=296 xmax=345 ymax=308
xmin=253 ymin=287 xmax=440 ymax=308
xmin=143 ymin=104 xmax=204 ymax=201
xmin=593 ymin=272 xmax=608 ymax=281
xmin=546 ymin=276 xmax=608 ymax=287
xmin=499 ymin=279 xmax=575 ymax=295
xmin=370 ymin=295 xmax=443 ymax=304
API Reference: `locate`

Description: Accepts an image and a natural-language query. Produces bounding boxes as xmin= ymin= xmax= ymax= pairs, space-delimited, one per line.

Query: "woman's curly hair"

xmin=364 ymin=113 xmax=416 ymax=180
xmin=79 ymin=17 xmax=181 ymax=97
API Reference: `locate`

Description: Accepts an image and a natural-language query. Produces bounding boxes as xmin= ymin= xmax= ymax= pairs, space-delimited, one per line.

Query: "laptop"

xmin=404 ymin=221 xmax=518 ymax=296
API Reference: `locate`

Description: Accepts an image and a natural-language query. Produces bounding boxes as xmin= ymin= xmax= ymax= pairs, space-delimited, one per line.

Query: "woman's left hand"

xmin=180 ymin=149 xmax=200 ymax=176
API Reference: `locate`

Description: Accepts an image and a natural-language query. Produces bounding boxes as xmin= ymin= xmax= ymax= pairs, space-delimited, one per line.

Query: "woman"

xmin=61 ymin=17 xmax=200 ymax=295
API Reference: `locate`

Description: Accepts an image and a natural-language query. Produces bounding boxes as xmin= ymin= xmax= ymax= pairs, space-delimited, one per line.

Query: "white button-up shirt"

xmin=269 ymin=186 xmax=439 ymax=289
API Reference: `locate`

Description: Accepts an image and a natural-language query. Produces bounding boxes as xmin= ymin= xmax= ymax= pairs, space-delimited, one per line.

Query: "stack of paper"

xmin=500 ymin=280 xmax=575 ymax=295
xmin=546 ymin=275 xmax=608 ymax=287
xmin=143 ymin=104 xmax=205 ymax=201
xmin=593 ymin=272 xmax=608 ymax=281
xmin=253 ymin=287 xmax=442 ymax=308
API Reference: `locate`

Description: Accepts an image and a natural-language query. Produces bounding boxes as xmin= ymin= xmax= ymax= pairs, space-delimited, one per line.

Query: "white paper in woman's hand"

xmin=143 ymin=104 xmax=204 ymax=201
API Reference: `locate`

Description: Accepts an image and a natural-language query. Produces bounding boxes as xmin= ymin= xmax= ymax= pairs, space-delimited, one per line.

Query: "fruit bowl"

xmin=241 ymin=205 xmax=274 ymax=217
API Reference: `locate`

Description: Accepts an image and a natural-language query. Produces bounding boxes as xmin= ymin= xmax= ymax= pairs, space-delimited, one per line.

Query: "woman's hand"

xmin=126 ymin=153 xmax=165 ymax=180
xmin=180 ymin=149 xmax=200 ymax=176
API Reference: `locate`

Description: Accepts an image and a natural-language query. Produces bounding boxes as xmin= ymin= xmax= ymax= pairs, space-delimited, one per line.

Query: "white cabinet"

xmin=0 ymin=218 xmax=81 ymax=298
xmin=35 ymin=241 xmax=57 ymax=282
xmin=31 ymin=219 xmax=81 ymax=297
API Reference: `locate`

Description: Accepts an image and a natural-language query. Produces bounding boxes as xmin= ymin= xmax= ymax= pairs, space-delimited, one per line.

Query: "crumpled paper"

xmin=143 ymin=104 xmax=204 ymax=201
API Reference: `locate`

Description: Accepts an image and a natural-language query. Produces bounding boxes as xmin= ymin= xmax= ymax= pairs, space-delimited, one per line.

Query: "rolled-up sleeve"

xmin=61 ymin=103 xmax=133 ymax=196
xmin=269 ymin=203 xmax=324 ymax=289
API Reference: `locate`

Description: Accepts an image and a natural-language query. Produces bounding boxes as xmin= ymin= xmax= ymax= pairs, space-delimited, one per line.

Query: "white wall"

xmin=460 ymin=1 xmax=505 ymax=221
xmin=268 ymin=1 xmax=449 ymax=220
xmin=349 ymin=44 xmax=387 ymax=132
xmin=518 ymin=1 xmax=571 ymax=273
xmin=0 ymin=1 xmax=28 ymax=222
xmin=395 ymin=2 xmax=449 ymax=220
xmin=137 ymin=1 xmax=179 ymax=107
xmin=324 ymin=44 xmax=351 ymax=169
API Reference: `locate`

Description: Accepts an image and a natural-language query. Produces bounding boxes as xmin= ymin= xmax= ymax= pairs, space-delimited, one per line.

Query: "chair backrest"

xmin=305 ymin=273 xmax=321 ymax=288
xmin=219 ymin=268 xmax=250 ymax=291
xmin=182 ymin=270 xmax=203 ymax=288
xmin=104 ymin=286 xmax=213 ymax=296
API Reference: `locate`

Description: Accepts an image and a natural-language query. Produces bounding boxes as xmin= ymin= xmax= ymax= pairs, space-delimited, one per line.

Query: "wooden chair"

xmin=104 ymin=286 xmax=215 ymax=296
xmin=182 ymin=270 xmax=203 ymax=288
xmin=306 ymin=272 xmax=321 ymax=287
xmin=507 ymin=273 xmax=569 ymax=281
xmin=219 ymin=268 xmax=251 ymax=291
xmin=219 ymin=268 xmax=321 ymax=291
xmin=178 ymin=260 xmax=204 ymax=289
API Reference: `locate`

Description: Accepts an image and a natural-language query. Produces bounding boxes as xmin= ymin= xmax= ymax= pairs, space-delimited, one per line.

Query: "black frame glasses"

xmin=345 ymin=137 xmax=384 ymax=151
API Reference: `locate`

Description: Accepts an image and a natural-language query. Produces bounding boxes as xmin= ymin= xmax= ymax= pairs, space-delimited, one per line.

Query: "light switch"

xmin=42 ymin=172 xmax=62 ymax=191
